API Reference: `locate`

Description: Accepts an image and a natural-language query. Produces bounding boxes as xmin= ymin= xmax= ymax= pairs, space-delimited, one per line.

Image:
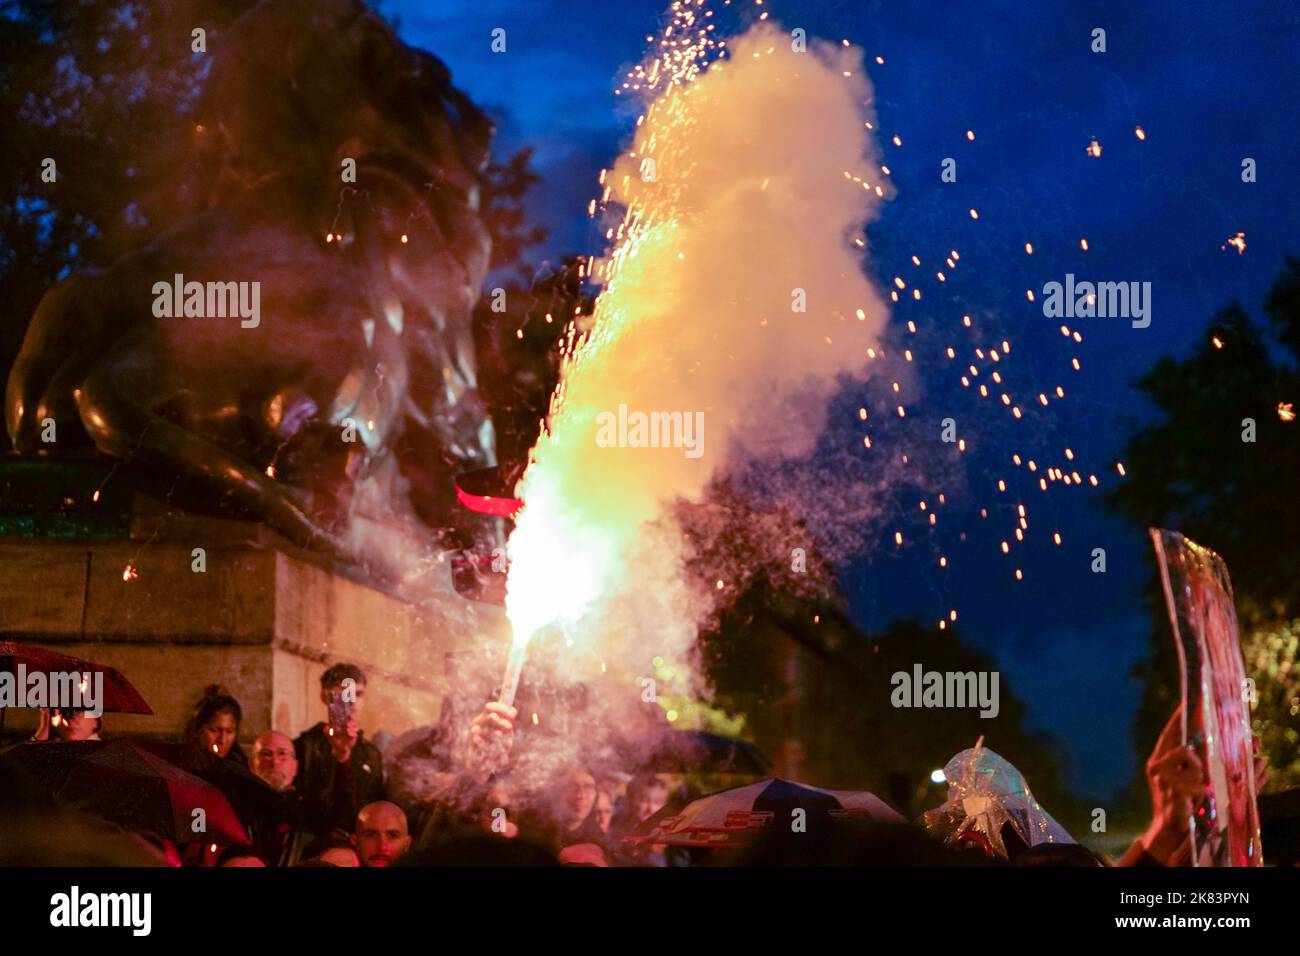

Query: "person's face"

xmin=631 ymin=782 xmax=668 ymax=822
xmin=317 ymin=846 xmax=360 ymax=867
xmin=595 ymin=791 xmax=613 ymax=833
xmin=52 ymin=710 xmax=98 ymax=741
xmin=200 ymin=711 xmax=238 ymax=758
xmin=557 ymin=771 xmax=597 ymax=827
xmin=355 ymin=804 xmax=410 ymax=867
xmin=251 ymin=732 xmax=298 ymax=791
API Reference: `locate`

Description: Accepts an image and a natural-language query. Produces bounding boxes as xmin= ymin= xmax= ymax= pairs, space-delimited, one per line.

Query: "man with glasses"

xmin=249 ymin=729 xmax=312 ymax=866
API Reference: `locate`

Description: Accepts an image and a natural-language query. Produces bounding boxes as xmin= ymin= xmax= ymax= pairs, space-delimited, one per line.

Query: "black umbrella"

xmin=134 ymin=740 xmax=289 ymax=824
xmin=0 ymin=740 xmax=248 ymax=844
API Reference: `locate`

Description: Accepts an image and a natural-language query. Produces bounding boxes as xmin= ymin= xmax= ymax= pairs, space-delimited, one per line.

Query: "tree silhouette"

xmin=1107 ymin=256 xmax=1300 ymax=790
xmin=480 ymin=146 xmax=548 ymax=282
xmin=0 ymin=0 xmax=259 ymax=400
xmin=700 ymin=591 xmax=1079 ymax=830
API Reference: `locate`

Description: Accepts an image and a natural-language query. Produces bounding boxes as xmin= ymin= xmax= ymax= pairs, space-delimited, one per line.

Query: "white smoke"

xmin=504 ymin=20 xmax=889 ymax=744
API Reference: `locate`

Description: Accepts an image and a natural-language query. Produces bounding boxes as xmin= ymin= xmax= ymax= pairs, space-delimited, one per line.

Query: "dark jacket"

xmin=227 ymin=742 xmax=249 ymax=768
xmin=292 ymin=722 xmax=385 ymax=835
xmin=516 ymin=805 xmax=609 ymax=856
xmin=247 ymin=787 xmax=314 ymax=867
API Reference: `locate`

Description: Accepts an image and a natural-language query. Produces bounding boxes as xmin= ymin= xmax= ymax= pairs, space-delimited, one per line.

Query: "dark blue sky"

xmin=392 ymin=0 xmax=1300 ymax=797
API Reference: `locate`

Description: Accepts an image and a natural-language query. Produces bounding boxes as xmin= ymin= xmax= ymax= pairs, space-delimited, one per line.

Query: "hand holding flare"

xmin=465 ymin=640 xmax=527 ymax=783
xmin=467 ymin=701 xmax=518 ymax=784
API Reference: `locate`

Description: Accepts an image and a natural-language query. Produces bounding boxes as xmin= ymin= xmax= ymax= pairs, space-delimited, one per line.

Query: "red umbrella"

xmin=0 ymin=640 xmax=152 ymax=714
xmin=0 ymin=740 xmax=248 ymax=845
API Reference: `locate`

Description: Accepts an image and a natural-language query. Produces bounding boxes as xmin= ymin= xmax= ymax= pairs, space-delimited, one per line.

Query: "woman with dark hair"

xmin=184 ymin=685 xmax=248 ymax=766
xmin=515 ymin=767 xmax=608 ymax=858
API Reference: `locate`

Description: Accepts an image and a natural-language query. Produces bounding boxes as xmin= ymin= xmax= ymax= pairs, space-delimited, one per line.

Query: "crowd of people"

xmin=2 ymin=659 xmax=1260 ymax=867
xmin=6 ymin=663 xmax=684 ymax=867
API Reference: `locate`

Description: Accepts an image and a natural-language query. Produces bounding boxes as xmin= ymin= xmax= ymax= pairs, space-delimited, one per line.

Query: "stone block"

xmin=0 ymin=496 xmax=508 ymax=749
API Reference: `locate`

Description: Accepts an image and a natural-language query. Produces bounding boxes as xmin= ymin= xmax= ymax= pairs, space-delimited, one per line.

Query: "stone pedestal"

xmin=0 ymin=470 xmax=508 ymax=745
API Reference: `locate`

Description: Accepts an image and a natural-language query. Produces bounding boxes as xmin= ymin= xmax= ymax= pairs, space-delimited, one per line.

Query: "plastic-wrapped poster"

xmin=1150 ymin=530 xmax=1262 ymax=866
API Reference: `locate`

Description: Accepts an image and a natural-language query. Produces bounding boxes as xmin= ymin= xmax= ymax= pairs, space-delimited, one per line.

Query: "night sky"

xmin=391 ymin=0 xmax=1300 ymax=797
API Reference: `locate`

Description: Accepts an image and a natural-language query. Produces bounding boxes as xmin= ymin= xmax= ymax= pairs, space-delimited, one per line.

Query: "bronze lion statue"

xmin=5 ymin=0 xmax=501 ymax=595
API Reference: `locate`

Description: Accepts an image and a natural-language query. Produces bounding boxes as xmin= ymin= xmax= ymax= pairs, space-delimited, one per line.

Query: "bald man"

xmin=251 ymin=730 xmax=299 ymax=792
xmin=317 ymin=845 xmax=361 ymax=867
xmin=355 ymin=801 xmax=411 ymax=867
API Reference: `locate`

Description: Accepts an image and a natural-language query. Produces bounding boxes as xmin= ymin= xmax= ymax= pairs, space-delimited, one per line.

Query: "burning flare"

xmin=503 ymin=13 xmax=889 ymax=701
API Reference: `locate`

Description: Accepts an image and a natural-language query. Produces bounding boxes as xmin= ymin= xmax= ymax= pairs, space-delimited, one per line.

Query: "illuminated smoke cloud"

xmin=502 ymin=19 xmax=889 ymax=764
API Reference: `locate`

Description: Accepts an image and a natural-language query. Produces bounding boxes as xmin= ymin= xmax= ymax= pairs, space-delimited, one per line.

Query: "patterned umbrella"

xmin=634 ymin=777 xmax=903 ymax=847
